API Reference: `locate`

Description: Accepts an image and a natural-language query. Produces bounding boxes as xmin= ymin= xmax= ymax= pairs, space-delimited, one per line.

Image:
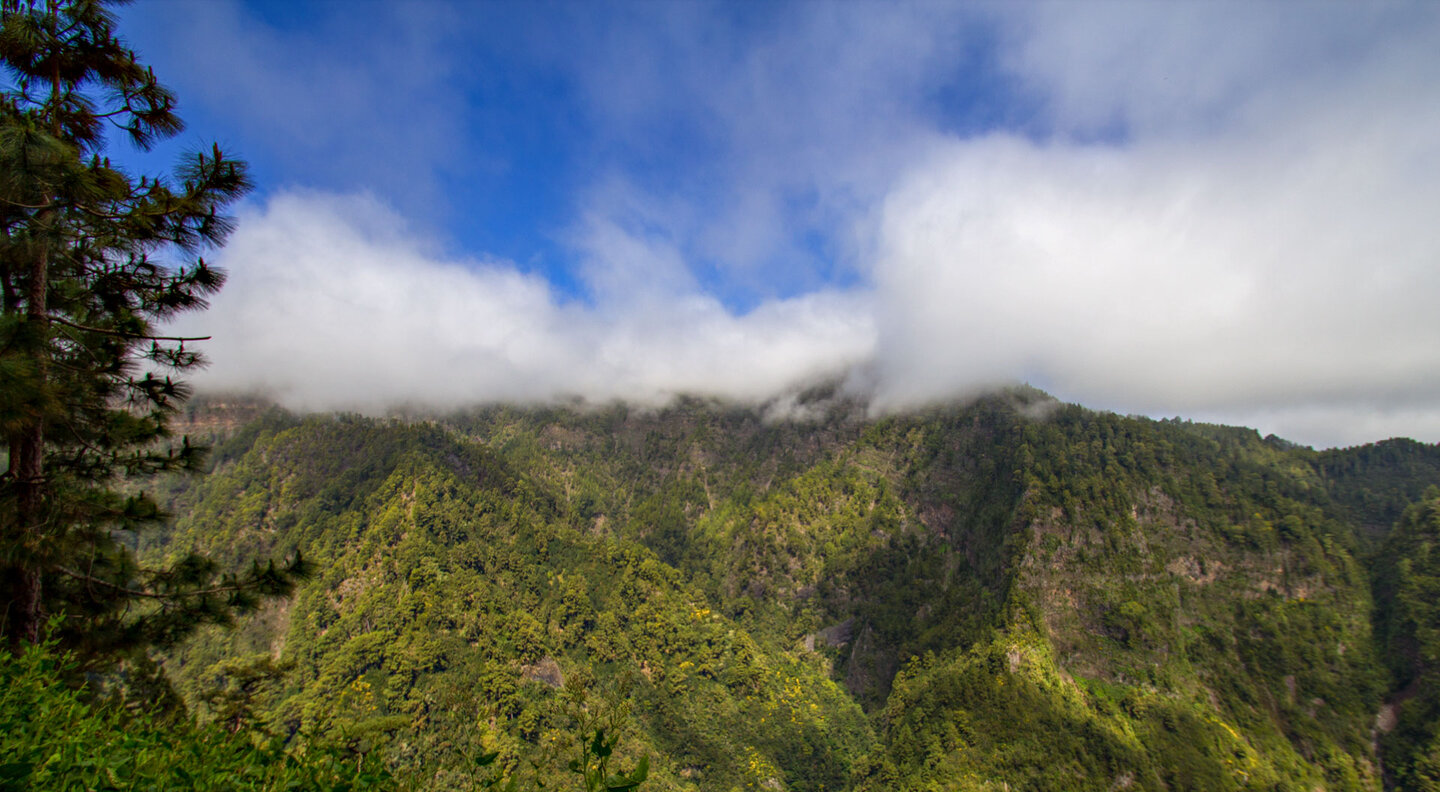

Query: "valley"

xmin=137 ymin=389 xmax=1440 ymax=791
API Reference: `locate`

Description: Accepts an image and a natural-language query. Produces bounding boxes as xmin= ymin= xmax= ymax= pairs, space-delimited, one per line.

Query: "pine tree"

xmin=0 ymin=0 xmax=303 ymax=663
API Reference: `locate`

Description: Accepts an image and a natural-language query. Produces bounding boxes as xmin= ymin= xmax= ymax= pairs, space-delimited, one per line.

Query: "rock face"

xmin=804 ymin=618 xmax=854 ymax=651
xmin=175 ymin=395 xmax=275 ymax=437
xmin=521 ymin=657 xmax=565 ymax=689
xmin=150 ymin=392 xmax=1439 ymax=791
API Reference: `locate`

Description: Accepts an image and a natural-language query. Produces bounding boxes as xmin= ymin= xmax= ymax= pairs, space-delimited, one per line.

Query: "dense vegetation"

xmin=10 ymin=2 xmax=1431 ymax=790
xmin=0 ymin=638 xmax=393 ymax=791
xmin=0 ymin=0 xmax=301 ymax=661
xmin=1372 ymin=489 xmax=1440 ymax=790
xmin=1318 ymin=440 xmax=1440 ymax=544
xmin=129 ymin=391 xmax=1439 ymax=791
xmin=0 ymin=2 xmax=351 ymax=789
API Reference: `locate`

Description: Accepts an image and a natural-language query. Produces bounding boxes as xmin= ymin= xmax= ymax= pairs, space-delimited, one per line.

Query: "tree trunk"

xmin=12 ymin=231 xmax=49 ymax=644
xmin=11 ymin=9 xmax=65 ymax=645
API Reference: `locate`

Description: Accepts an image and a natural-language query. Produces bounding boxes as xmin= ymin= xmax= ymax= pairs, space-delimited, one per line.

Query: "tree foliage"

xmin=0 ymin=0 xmax=302 ymax=661
xmin=141 ymin=392 xmax=1440 ymax=791
xmin=1372 ymin=489 xmax=1440 ymax=790
xmin=0 ymin=636 xmax=398 ymax=791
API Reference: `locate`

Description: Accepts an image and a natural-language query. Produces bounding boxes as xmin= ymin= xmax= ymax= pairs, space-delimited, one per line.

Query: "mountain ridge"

xmin=148 ymin=389 xmax=1440 ymax=790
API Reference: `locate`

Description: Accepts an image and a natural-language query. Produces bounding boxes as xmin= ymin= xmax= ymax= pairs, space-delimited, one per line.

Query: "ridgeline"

xmin=123 ymin=388 xmax=1440 ymax=791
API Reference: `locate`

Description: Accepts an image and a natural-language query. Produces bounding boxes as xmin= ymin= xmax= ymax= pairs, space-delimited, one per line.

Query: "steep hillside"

xmin=147 ymin=393 xmax=1438 ymax=791
xmin=1317 ymin=440 xmax=1440 ymax=545
xmin=863 ymin=408 xmax=1388 ymax=791
xmin=1371 ymin=489 xmax=1440 ymax=790
xmin=150 ymin=409 xmax=871 ymax=791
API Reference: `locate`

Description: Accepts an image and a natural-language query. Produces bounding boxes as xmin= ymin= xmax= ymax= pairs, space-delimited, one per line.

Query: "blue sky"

xmin=121 ymin=1 xmax=1024 ymax=305
xmin=113 ymin=1 xmax=1440 ymax=448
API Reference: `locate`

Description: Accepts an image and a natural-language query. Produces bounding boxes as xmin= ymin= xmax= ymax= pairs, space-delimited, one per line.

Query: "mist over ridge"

xmin=174 ymin=174 xmax=1440 ymax=452
xmin=148 ymin=3 xmax=1440 ymax=451
xmin=15 ymin=3 xmax=1440 ymax=789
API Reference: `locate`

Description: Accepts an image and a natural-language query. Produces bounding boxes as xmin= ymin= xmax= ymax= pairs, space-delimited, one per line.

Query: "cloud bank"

xmin=167 ymin=2 xmax=1440 ymax=449
xmin=174 ymin=192 xmax=874 ymax=412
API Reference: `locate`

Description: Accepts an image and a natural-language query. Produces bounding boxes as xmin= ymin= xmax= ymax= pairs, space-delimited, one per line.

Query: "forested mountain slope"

xmin=1370 ymin=489 xmax=1440 ymax=791
xmin=149 ymin=391 xmax=1440 ymax=791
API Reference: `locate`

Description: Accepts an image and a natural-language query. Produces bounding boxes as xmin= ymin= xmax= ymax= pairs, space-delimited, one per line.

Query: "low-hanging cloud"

xmin=172 ymin=192 xmax=875 ymax=412
xmin=166 ymin=3 xmax=1440 ymax=449
xmin=869 ymin=109 xmax=1440 ymax=414
xmin=864 ymin=2 xmax=1440 ymax=446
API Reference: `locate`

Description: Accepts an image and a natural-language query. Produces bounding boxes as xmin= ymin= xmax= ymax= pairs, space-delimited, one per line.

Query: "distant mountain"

xmin=148 ymin=390 xmax=1440 ymax=791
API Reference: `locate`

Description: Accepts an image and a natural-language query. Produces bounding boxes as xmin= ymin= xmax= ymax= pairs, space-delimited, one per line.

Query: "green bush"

xmin=0 ymin=640 xmax=395 ymax=791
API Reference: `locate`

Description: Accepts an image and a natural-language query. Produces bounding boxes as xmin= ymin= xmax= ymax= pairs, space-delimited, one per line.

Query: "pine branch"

xmin=48 ymin=314 xmax=211 ymax=341
xmin=53 ymin=565 xmax=260 ymax=601
xmin=0 ymin=195 xmax=55 ymax=209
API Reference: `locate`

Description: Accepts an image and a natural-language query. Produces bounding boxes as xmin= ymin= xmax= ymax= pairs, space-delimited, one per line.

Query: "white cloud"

xmin=871 ymin=118 xmax=1440 ymax=404
xmin=163 ymin=2 xmax=1440 ymax=449
xmin=866 ymin=9 xmax=1440 ymax=445
xmin=996 ymin=2 xmax=1439 ymax=138
xmin=173 ymin=192 xmax=874 ymax=412
xmin=552 ymin=2 xmax=980 ymax=299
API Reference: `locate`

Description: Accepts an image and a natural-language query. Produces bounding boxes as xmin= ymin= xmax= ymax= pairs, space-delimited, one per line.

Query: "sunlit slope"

xmin=860 ymin=407 xmax=1393 ymax=791
xmin=153 ymin=411 xmax=871 ymax=792
xmin=153 ymin=394 xmax=1438 ymax=791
